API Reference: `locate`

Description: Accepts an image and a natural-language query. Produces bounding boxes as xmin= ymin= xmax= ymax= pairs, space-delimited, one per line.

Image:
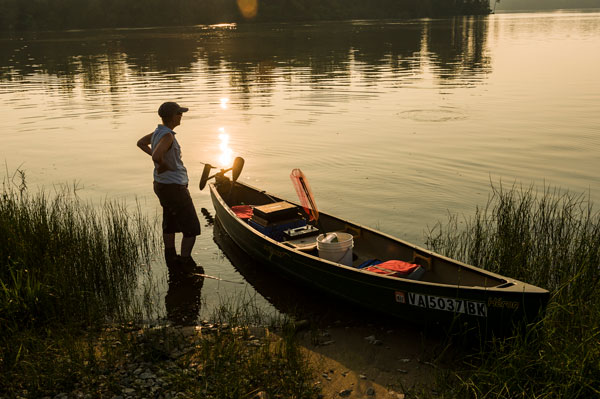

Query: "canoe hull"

xmin=210 ymin=181 xmax=549 ymax=334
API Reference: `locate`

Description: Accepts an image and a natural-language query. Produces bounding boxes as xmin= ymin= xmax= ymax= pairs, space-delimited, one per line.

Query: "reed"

xmin=208 ymin=291 xmax=278 ymax=328
xmin=0 ymin=172 xmax=319 ymax=397
xmin=426 ymin=182 xmax=600 ymax=398
xmin=0 ymin=172 xmax=159 ymax=393
xmin=168 ymin=308 xmax=319 ymax=399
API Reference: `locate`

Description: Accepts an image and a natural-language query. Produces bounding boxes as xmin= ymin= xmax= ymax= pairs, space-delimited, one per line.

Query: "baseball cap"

xmin=158 ymin=102 xmax=189 ymax=118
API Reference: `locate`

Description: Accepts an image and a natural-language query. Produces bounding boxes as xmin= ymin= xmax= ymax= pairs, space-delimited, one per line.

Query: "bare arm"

xmin=152 ymin=133 xmax=174 ymax=174
xmin=137 ymin=133 xmax=153 ymax=156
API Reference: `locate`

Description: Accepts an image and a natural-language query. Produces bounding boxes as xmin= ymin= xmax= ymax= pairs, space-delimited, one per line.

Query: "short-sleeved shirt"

xmin=150 ymin=124 xmax=189 ymax=185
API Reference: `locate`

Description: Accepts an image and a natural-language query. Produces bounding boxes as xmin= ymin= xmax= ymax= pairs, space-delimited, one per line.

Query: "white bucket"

xmin=317 ymin=232 xmax=354 ymax=266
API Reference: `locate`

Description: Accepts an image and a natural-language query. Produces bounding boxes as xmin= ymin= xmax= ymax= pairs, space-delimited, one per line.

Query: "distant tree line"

xmin=496 ymin=0 xmax=600 ymax=10
xmin=0 ymin=0 xmax=491 ymax=31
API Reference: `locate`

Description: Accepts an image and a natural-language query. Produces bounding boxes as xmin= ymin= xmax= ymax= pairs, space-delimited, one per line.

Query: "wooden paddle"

xmin=199 ymin=157 xmax=245 ymax=191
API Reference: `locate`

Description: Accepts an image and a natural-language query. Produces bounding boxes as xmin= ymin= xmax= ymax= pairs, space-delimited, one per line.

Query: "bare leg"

xmin=163 ymin=233 xmax=177 ymax=263
xmin=181 ymin=236 xmax=196 ymax=258
xmin=163 ymin=233 xmax=176 ymax=249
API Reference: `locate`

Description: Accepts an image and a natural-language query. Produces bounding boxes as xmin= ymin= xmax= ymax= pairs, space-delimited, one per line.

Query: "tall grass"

xmin=0 ymin=171 xmax=159 ymax=393
xmin=188 ymin=325 xmax=318 ymax=398
xmin=169 ymin=303 xmax=319 ymax=399
xmin=0 ymin=172 xmax=322 ymax=397
xmin=426 ymin=183 xmax=600 ymax=398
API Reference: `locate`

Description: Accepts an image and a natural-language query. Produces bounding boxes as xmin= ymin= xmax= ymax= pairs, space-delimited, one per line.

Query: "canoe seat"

xmin=283 ymin=240 xmax=317 ymax=252
xmin=412 ymin=252 xmax=433 ymax=271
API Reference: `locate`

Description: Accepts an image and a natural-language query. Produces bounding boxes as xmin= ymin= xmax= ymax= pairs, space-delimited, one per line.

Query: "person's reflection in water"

xmin=164 ymin=257 xmax=204 ymax=326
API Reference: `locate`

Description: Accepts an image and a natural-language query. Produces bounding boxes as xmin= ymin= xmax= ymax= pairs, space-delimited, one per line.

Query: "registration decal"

xmin=394 ymin=291 xmax=406 ymax=304
xmin=397 ymin=292 xmax=487 ymax=317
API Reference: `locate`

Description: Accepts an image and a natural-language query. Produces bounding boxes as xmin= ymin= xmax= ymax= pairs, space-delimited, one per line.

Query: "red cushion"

xmin=231 ymin=205 xmax=253 ymax=219
xmin=365 ymin=260 xmax=420 ymax=276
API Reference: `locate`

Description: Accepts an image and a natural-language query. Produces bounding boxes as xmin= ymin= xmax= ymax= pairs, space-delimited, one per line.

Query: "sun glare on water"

xmin=218 ymin=127 xmax=233 ymax=167
xmin=220 ymin=98 xmax=229 ymax=109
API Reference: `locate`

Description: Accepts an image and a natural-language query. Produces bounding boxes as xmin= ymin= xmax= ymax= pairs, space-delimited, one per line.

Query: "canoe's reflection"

xmin=211 ymin=216 xmax=387 ymax=327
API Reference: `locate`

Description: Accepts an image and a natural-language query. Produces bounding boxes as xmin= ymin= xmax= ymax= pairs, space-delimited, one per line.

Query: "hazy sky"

xmin=495 ymin=0 xmax=600 ymax=10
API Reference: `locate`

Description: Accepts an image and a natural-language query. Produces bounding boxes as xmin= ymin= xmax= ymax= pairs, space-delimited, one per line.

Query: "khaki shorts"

xmin=153 ymin=182 xmax=201 ymax=237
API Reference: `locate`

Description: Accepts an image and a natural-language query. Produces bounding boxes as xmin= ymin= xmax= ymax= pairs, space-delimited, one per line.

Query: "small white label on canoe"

xmin=397 ymin=292 xmax=487 ymax=317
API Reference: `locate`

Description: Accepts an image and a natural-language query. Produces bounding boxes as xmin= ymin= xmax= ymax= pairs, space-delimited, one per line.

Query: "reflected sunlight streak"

xmin=220 ymin=97 xmax=229 ymax=109
xmin=218 ymin=127 xmax=233 ymax=167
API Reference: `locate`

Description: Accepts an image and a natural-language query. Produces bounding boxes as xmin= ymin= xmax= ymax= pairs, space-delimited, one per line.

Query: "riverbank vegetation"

xmin=426 ymin=183 xmax=600 ymax=398
xmin=0 ymin=173 xmax=320 ymax=397
xmin=0 ymin=172 xmax=156 ymax=394
xmin=1 ymin=0 xmax=491 ymax=31
xmin=3 ymin=171 xmax=597 ymax=397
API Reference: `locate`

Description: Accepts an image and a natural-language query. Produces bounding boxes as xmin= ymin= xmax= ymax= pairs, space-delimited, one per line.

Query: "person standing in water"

xmin=137 ymin=101 xmax=200 ymax=269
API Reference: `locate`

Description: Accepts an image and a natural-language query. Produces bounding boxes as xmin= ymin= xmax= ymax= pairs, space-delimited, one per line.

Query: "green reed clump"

xmin=193 ymin=327 xmax=317 ymax=398
xmin=0 ymin=180 xmax=156 ymax=330
xmin=167 ymin=311 xmax=319 ymax=399
xmin=208 ymin=291 xmax=275 ymax=328
xmin=426 ymin=183 xmax=600 ymax=398
xmin=0 ymin=173 xmax=158 ymax=393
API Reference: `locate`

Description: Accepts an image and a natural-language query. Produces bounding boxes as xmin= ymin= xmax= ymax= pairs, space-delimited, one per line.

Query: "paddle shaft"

xmin=298 ymin=175 xmax=326 ymax=235
xmin=191 ymin=272 xmax=244 ymax=284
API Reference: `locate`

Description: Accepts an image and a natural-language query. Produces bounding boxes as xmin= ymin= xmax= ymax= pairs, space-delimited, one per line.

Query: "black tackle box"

xmin=283 ymin=225 xmax=320 ymax=240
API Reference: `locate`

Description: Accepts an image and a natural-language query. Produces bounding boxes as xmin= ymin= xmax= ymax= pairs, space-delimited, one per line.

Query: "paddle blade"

xmin=199 ymin=163 xmax=213 ymax=191
xmin=290 ymin=168 xmax=319 ymax=221
xmin=232 ymin=157 xmax=245 ymax=182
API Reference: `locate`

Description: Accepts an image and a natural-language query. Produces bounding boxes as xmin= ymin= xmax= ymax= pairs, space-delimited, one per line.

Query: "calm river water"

xmin=2 ymin=10 xmax=599 ymax=323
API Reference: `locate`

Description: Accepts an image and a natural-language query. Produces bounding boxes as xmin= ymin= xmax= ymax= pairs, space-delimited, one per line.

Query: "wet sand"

xmin=296 ymin=324 xmax=442 ymax=398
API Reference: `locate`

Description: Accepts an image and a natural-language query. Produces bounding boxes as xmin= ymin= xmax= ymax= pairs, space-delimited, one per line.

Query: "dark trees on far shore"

xmin=0 ymin=0 xmax=491 ymax=31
